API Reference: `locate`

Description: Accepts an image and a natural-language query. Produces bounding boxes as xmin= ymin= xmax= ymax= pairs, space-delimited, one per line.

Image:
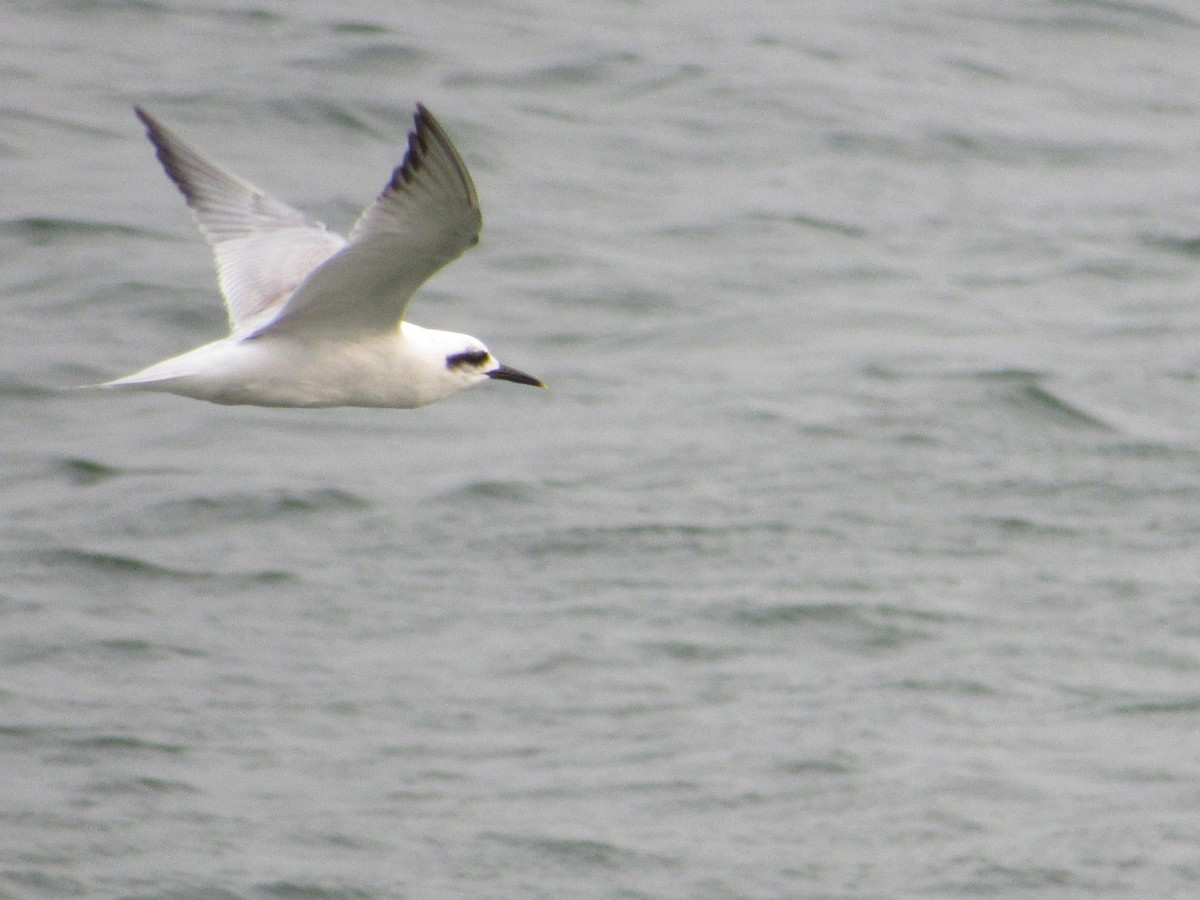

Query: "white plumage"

xmin=103 ymin=104 xmax=544 ymax=407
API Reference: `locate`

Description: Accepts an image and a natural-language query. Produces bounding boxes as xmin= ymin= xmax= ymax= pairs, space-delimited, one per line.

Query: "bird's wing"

xmin=135 ymin=107 xmax=347 ymax=335
xmin=249 ymin=104 xmax=482 ymax=339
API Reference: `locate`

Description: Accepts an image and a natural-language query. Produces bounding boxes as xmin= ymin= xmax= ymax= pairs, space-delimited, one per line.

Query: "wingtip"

xmin=133 ymin=106 xmax=167 ymax=147
xmin=412 ymin=103 xmax=445 ymax=137
xmin=390 ymin=103 xmax=439 ymax=189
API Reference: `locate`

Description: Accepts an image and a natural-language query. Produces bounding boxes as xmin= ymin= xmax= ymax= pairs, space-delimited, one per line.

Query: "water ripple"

xmin=39 ymin=548 xmax=291 ymax=584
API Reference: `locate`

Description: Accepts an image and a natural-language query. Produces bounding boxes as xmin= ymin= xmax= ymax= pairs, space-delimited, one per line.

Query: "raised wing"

xmin=135 ymin=107 xmax=346 ymax=335
xmin=250 ymin=104 xmax=482 ymax=339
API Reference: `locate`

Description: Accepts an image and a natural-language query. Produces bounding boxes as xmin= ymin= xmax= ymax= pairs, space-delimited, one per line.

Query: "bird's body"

xmin=103 ymin=104 xmax=543 ymax=408
xmin=111 ymin=322 xmax=486 ymax=408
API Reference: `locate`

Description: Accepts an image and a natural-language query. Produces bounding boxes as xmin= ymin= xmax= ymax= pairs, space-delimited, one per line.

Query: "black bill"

xmin=487 ymin=364 xmax=546 ymax=389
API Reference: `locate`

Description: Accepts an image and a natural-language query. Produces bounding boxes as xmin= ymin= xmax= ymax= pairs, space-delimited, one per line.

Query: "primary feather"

xmin=258 ymin=104 xmax=482 ymax=338
xmin=134 ymin=107 xmax=347 ymax=335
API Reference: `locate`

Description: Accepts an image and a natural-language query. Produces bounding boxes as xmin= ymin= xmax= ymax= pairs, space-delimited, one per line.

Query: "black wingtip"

xmin=132 ymin=106 xmax=201 ymax=207
xmin=412 ymin=104 xmax=446 ymax=146
xmin=380 ymin=102 xmax=479 ymax=211
xmin=390 ymin=103 xmax=437 ymax=189
xmin=133 ymin=105 xmax=157 ymax=131
xmin=134 ymin=105 xmax=166 ymax=150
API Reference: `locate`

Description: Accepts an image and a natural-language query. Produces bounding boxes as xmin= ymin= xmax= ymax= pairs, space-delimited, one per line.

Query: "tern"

xmin=102 ymin=104 xmax=545 ymax=407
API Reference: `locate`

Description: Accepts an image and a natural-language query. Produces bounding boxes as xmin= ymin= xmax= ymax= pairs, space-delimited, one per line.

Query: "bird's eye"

xmin=446 ymin=349 xmax=490 ymax=371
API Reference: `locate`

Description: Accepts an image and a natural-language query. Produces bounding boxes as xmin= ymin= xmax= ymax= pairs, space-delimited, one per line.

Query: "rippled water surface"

xmin=5 ymin=1 xmax=1200 ymax=897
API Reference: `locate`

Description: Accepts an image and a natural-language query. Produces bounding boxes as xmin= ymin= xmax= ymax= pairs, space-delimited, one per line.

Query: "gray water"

xmin=4 ymin=1 xmax=1200 ymax=897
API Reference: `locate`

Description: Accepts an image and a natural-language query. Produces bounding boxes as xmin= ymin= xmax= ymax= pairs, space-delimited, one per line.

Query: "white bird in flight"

xmin=102 ymin=104 xmax=545 ymax=407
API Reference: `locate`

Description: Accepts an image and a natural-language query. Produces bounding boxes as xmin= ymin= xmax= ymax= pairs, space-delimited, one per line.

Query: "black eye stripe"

xmin=446 ymin=349 xmax=489 ymax=370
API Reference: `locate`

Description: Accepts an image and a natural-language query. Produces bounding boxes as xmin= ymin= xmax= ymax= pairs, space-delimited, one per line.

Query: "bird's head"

xmin=425 ymin=329 xmax=544 ymax=401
